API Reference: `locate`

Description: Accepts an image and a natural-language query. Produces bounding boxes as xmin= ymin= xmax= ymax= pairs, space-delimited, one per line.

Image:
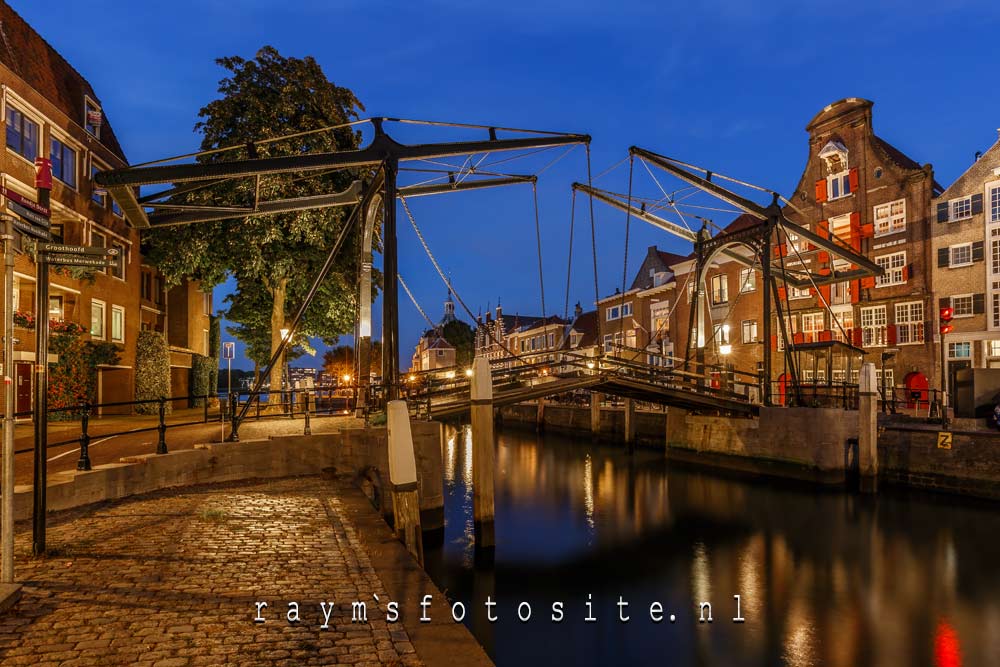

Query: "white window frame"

xmin=90 ymin=299 xmax=106 ymax=340
xmin=739 ymin=268 xmax=756 ymax=293
xmin=711 ymin=274 xmax=728 ymax=304
xmin=949 ymin=243 xmax=973 ymax=268
xmin=949 ymin=196 xmax=972 ymax=222
xmin=827 ymin=170 xmax=851 ymax=201
xmin=789 ymin=285 xmax=810 ymax=300
xmin=988 ymin=180 xmax=1000 ymax=225
xmin=49 ymin=134 xmax=79 ymax=190
xmin=84 ymin=96 xmax=102 ymax=139
xmin=801 ymin=312 xmax=824 ymax=336
xmin=111 ymin=304 xmax=125 ymax=343
xmin=831 ymin=306 xmax=854 ymax=342
xmin=5 ymin=101 xmax=40 ymax=163
xmin=741 ymin=319 xmax=758 ymax=344
xmin=860 ymin=305 xmax=887 ymax=348
xmin=951 ymin=294 xmax=974 ymax=318
xmin=873 ymin=199 xmax=906 ymax=236
xmin=875 ymin=251 xmax=906 ymax=287
xmin=948 ymin=341 xmax=972 ymax=359
xmin=829 ymin=213 xmax=852 ymax=242
xmin=713 ymin=323 xmax=730 ymax=346
xmin=894 ymin=301 xmax=924 ymax=345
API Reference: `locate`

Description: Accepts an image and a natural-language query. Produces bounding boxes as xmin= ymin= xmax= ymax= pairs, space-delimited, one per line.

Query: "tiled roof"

xmin=872 ymin=135 xmax=920 ymax=171
xmin=656 ymin=250 xmax=688 ymax=267
xmin=567 ymin=310 xmax=598 ymax=349
xmin=0 ymin=2 xmax=126 ymax=162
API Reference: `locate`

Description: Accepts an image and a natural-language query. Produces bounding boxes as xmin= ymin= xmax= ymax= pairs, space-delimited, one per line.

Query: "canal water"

xmin=423 ymin=425 xmax=1000 ymax=667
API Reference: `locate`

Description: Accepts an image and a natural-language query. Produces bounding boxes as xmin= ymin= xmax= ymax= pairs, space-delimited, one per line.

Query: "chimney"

xmin=574 ymin=302 xmax=583 ymax=319
xmin=976 ymin=151 xmax=982 ymax=163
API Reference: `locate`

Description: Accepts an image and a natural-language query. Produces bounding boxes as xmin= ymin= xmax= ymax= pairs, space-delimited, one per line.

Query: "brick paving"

xmin=0 ymin=476 xmax=422 ymax=666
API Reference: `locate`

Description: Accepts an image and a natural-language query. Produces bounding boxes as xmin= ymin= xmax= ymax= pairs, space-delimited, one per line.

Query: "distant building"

xmin=408 ymin=291 xmax=462 ymax=372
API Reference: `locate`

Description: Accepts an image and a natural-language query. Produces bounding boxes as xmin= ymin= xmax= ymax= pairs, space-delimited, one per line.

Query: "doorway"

xmin=15 ymin=362 xmax=31 ymax=417
xmin=948 ymin=359 xmax=972 ymax=410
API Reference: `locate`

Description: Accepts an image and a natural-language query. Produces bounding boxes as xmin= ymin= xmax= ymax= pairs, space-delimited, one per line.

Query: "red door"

xmin=15 ymin=362 xmax=32 ymax=416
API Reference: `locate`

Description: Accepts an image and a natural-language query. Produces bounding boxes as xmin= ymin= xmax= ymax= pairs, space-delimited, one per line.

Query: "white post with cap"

xmin=858 ymin=362 xmax=879 ymax=493
xmin=386 ymin=399 xmax=423 ymax=563
xmin=470 ymin=356 xmax=496 ymax=549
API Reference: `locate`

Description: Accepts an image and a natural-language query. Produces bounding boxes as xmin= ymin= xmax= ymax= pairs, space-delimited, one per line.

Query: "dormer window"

xmin=815 ymin=140 xmax=857 ymax=202
xmin=85 ymin=97 xmax=102 ymax=138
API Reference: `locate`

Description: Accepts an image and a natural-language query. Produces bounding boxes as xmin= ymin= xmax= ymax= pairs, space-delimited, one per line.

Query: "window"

xmin=828 ymin=171 xmax=852 ymax=200
xmin=141 ymin=272 xmax=152 ymax=301
xmin=994 ymin=293 xmax=1000 ymax=329
xmin=986 ymin=340 xmax=1000 ymax=358
xmin=949 ymin=243 xmax=972 ymax=267
xmin=785 ymin=233 xmax=804 ymax=256
xmin=832 ymin=307 xmax=854 ymax=342
xmin=622 ymin=303 xmax=632 ymax=317
xmin=990 ymin=182 xmax=1000 ymax=224
xmin=875 ymin=251 xmax=906 ymax=287
xmin=650 ymin=301 xmax=670 ymax=336
xmin=950 ymin=197 xmax=972 ymax=222
xmin=829 ymin=213 xmax=852 ymax=243
xmin=948 ymin=341 xmax=971 ymax=359
xmin=603 ymin=334 xmax=613 ymax=353
xmin=776 ymin=315 xmax=797 ymax=351
xmin=203 ymin=292 xmax=212 ymax=316
xmin=50 ymin=138 xmax=77 ymax=188
xmin=711 ymin=274 xmax=728 ymax=304
xmin=686 ymin=280 xmax=694 ymax=303
xmin=713 ymin=323 xmax=730 ymax=346
xmin=48 ymin=295 xmax=63 ymax=320
xmin=801 ymin=312 xmax=824 ymax=337
xmin=789 ymin=285 xmax=810 ymax=299
xmin=5 ymin=105 xmax=37 ymax=160
xmin=992 ymin=237 xmax=1000 ymax=275
xmin=741 ymin=319 xmax=758 ymax=344
xmin=112 ymin=199 xmax=123 ymax=217
xmin=85 ymin=98 xmax=101 ymax=138
xmin=90 ymin=300 xmax=106 ymax=339
xmin=860 ymin=305 xmax=886 ymax=347
xmin=875 ymin=368 xmax=894 ymax=391
xmin=111 ymin=305 xmax=125 ymax=343
xmin=606 ymin=302 xmax=631 ymax=321
xmin=874 ymin=199 xmax=905 ymax=236
xmin=952 ymin=294 xmax=974 ymax=317
xmin=91 ymin=164 xmax=106 ymax=206
xmin=739 ymin=268 xmax=756 ymax=292
xmin=111 ymin=242 xmax=126 ymax=280
xmin=154 ymin=276 xmax=164 ymax=305
xmin=895 ymin=302 xmax=924 ymax=345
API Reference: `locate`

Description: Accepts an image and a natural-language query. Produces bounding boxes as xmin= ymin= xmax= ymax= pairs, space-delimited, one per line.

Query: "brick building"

xmin=0 ymin=1 xmax=210 ymax=415
xmin=931 ymin=131 xmax=1000 ymax=401
xmin=777 ymin=98 xmax=941 ymax=396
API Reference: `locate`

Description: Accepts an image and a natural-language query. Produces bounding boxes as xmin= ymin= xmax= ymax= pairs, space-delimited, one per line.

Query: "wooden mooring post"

xmin=470 ymin=356 xmax=496 ymax=549
xmin=624 ymin=397 xmax=636 ymax=454
xmin=386 ymin=400 xmax=423 ymax=565
xmin=858 ymin=362 xmax=879 ymax=493
xmin=590 ymin=391 xmax=602 ymax=439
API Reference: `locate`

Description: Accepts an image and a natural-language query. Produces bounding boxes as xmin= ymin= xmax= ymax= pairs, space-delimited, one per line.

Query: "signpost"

xmin=223 ymin=342 xmax=235 ymax=397
xmin=2 ymin=215 xmax=14 ymax=582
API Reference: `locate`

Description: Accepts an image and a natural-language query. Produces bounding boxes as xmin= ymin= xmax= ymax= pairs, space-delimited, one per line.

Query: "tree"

xmin=441 ymin=320 xmax=475 ymax=367
xmin=135 ymin=331 xmax=171 ymax=415
xmin=142 ymin=46 xmax=367 ymax=401
xmin=322 ymin=341 xmax=382 ymax=382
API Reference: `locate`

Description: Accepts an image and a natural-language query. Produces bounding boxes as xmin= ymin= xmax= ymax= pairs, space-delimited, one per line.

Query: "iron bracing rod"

xmin=572 ymin=183 xmax=697 ymax=242
xmin=228 ymin=172 xmax=382 ymax=441
xmin=629 ymin=146 xmax=884 ymax=279
xmin=141 ymin=175 xmax=536 ymax=228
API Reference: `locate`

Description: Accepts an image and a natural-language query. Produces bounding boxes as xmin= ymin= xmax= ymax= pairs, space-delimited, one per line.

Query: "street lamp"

xmin=464 ymin=368 xmax=473 ymax=377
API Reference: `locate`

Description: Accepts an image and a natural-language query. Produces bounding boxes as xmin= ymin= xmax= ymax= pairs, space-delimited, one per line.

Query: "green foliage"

xmin=191 ymin=354 xmax=212 ymax=407
xmin=47 ymin=331 xmax=121 ymax=420
xmin=207 ymin=314 xmax=221 ymax=400
xmin=140 ymin=46 xmax=368 ymax=394
xmin=321 ymin=341 xmax=382 ymax=381
xmin=441 ymin=320 xmax=475 ymax=367
xmin=135 ymin=331 xmax=171 ymax=415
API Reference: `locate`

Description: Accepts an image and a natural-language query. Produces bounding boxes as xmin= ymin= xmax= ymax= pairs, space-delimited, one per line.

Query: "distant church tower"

xmin=440 ymin=288 xmax=457 ymax=326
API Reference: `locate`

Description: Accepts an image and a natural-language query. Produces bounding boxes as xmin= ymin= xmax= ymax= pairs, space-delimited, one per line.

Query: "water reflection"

xmin=425 ymin=426 xmax=1000 ymax=666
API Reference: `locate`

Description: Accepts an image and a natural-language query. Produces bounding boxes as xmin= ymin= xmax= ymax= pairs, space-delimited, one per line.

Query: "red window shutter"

xmin=851 ymin=281 xmax=861 ymax=303
xmin=777 ymin=287 xmax=787 ymax=301
xmin=819 ymin=330 xmax=832 ymax=342
xmin=793 ymin=332 xmax=805 ymax=344
xmin=849 ymin=168 xmax=859 ymax=192
xmin=849 ymin=211 xmax=861 ymax=230
xmin=852 ymin=328 xmax=863 ymax=346
xmin=817 ymin=251 xmax=830 ymax=264
xmin=901 ymin=265 xmax=910 ymax=282
xmin=887 ymin=324 xmax=897 ymax=346
xmin=861 ymin=276 xmax=876 ymax=289
xmin=770 ymin=335 xmax=778 ymax=350
xmin=819 ymin=285 xmax=831 ymax=303
xmin=815 ymin=179 xmax=827 ymax=203
xmin=861 ymin=223 xmax=874 ymax=238
xmin=816 ymin=219 xmax=829 ymax=238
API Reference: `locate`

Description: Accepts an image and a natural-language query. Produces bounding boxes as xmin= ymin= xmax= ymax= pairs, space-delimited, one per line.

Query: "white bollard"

xmin=470 ymin=357 xmax=496 ymax=549
xmin=386 ymin=400 xmax=423 ymax=563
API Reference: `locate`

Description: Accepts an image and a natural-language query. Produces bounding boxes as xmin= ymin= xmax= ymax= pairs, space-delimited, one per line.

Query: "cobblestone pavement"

xmin=0 ymin=476 xmax=422 ymax=666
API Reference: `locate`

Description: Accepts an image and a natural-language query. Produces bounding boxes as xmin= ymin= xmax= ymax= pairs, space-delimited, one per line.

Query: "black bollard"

xmin=76 ymin=401 xmax=92 ymax=471
xmin=156 ymin=398 xmax=168 ymax=454
xmin=229 ymin=392 xmax=240 ymax=442
xmin=303 ymin=392 xmax=312 ymax=436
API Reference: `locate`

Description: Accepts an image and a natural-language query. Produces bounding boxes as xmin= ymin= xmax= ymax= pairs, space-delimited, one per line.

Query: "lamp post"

xmin=719 ymin=324 xmax=732 ymax=391
xmin=280 ymin=328 xmax=290 ymax=413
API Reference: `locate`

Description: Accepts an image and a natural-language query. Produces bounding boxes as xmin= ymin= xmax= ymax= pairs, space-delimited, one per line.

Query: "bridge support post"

xmin=470 ymin=357 xmax=496 ymax=550
xmin=624 ymin=398 xmax=636 ymax=454
xmin=386 ymin=400 xmax=423 ymax=565
xmin=590 ymin=392 xmax=602 ymax=439
xmin=858 ymin=362 xmax=879 ymax=493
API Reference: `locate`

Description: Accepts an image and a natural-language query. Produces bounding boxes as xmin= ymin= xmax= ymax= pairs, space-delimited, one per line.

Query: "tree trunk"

xmin=269 ymin=278 xmax=287 ymax=407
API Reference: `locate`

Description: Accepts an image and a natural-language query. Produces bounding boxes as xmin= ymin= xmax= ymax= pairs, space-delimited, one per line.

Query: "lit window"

xmin=90 ymin=300 xmax=106 ymax=339
xmin=91 ymin=164 xmax=106 ymax=206
xmin=860 ymin=305 xmax=887 ymax=347
xmin=789 ymin=285 xmax=810 ymax=299
xmin=48 ymin=295 xmax=63 ymax=320
xmin=987 ymin=340 xmax=1000 ymax=358
xmin=776 ymin=315 xmax=798 ymax=351
xmin=895 ymin=302 xmax=924 ymax=345
xmin=948 ymin=341 xmax=971 ymax=359
xmin=6 ymin=105 xmax=38 ymax=160
xmin=50 ymin=138 xmax=77 ymax=188
xmin=990 ymin=182 xmax=1000 ymax=224
xmin=950 ymin=244 xmax=972 ymax=267
xmin=111 ymin=305 xmax=125 ymax=343
xmin=739 ymin=268 xmax=756 ymax=292
xmin=801 ymin=312 xmax=824 ymax=336
xmin=711 ymin=274 xmax=728 ymax=305
xmin=832 ymin=308 xmax=854 ymax=342
xmin=875 ymin=251 xmax=906 ymax=287
xmin=874 ymin=199 xmax=905 ymax=236
xmin=713 ymin=323 xmax=730 ymax=346
xmin=829 ymin=214 xmax=852 ymax=242
xmin=950 ymin=196 xmax=972 ymax=221
xmin=952 ymin=295 xmax=974 ymax=317
xmin=741 ymin=319 xmax=758 ymax=344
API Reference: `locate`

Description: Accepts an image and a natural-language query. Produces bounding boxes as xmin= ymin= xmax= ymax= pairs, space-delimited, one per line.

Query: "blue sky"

xmin=13 ymin=1 xmax=1000 ymax=370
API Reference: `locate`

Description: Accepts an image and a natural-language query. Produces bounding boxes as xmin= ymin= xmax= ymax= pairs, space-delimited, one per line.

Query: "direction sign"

xmin=2 ymin=188 xmax=49 ymax=218
xmin=41 ymin=253 xmax=116 ymax=268
xmin=222 ymin=342 xmax=236 ymax=360
xmin=7 ymin=200 xmax=50 ymax=228
xmin=3 ymin=215 xmax=52 ymax=241
xmin=38 ymin=243 xmax=118 ymax=257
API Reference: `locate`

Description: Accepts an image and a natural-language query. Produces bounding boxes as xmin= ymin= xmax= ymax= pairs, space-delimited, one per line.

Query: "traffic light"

xmin=940 ymin=306 xmax=954 ymax=335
